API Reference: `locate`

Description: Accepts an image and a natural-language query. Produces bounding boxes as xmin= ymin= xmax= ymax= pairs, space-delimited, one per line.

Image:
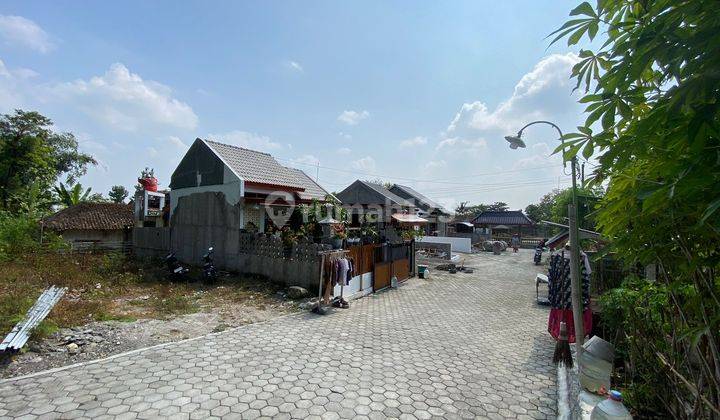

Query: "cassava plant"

xmin=552 ymin=1 xmax=720 ymax=417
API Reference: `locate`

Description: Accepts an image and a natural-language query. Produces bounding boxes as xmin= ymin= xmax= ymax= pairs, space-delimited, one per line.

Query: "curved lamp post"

xmin=505 ymin=120 xmax=585 ymax=356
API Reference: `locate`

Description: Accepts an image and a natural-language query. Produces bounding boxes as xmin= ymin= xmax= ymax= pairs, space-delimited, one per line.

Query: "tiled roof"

xmin=389 ymin=184 xmax=450 ymax=215
xmin=204 ymin=139 xmax=304 ymax=189
xmin=471 ymin=210 xmax=534 ymax=226
xmin=43 ymin=203 xmax=134 ymax=231
xmin=287 ymin=168 xmax=330 ymax=201
xmin=359 ymin=181 xmax=414 ymax=206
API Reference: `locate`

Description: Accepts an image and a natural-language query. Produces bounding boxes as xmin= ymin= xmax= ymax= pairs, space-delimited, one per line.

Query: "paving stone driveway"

xmin=0 ymin=249 xmax=556 ymax=419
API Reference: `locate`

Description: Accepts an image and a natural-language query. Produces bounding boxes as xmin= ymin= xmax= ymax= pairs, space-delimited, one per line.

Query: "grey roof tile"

xmin=204 ymin=140 xmax=304 ymax=189
xmin=471 ymin=211 xmax=533 ymax=226
xmin=286 ymin=168 xmax=330 ymax=201
xmin=389 ymin=184 xmax=449 ymax=215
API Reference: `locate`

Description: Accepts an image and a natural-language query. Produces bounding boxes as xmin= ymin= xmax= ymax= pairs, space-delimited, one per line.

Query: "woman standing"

xmin=511 ymin=234 xmax=520 ymax=253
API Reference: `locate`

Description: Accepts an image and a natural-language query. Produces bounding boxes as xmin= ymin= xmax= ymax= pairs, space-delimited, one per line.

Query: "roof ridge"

xmin=203 ymin=138 xmax=273 ymax=157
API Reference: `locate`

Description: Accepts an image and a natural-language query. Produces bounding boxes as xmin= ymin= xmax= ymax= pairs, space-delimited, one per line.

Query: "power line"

xmin=278 ymin=156 xmax=561 ymax=187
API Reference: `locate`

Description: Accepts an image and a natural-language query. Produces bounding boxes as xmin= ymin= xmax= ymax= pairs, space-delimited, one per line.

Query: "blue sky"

xmin=0 ymin=1 xmax=590 ymax=210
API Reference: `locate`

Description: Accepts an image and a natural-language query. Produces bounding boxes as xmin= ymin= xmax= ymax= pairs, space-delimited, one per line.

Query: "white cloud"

xmin=290 ymin=154 xmax=319 ymax=166
xmin=0 ymin=60 xmax=9 ymax=78
xmin=146 ymin=146 xmax=159 ymax=157
xmin=351 ymin=156 xmax=377 ymax=173
xmin=512 ymin=142 xmax=562 ymax=169
xmin=338 ymin=132 xmax=352 ymax=141
xmin=442 ymin=53 xmax=580 ymax=148
xmin=338 ymin=110 xmax=370 ymax=126
xmin=208 ymin=130 xmax=284 ymax=152
xmin=0 ymin=15 xmax=54 ymax=53
xmin=0 ymin=59 xmax=33 ymax=111
xmin=337 ymin=147 xmax=352 ymax=155
xmin=285 ymin=60 xmax=303 ymax=72
xmin=435 ymin=137 xmax=488 ymax=153
xmin=49 ymin=63 xmax=198 ymax=131
xmin=398 ymin=136 xmax=427 ymax=149
xmin=425 ymin=160 xmax=447 ymax=169
xmin=166 ymin=135 xmax=187 ymax=149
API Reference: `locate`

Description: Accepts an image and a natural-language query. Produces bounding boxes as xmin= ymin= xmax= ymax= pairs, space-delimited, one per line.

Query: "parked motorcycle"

xmin=534 ymin=247 xmax=543 ymax=265
xmin=202 ymin=246 xmax=217 ymax=282
xmin=164 ymin=251 xmax=189 ymax=281
xmin=534 ymin=239 xmax=548 ymax=265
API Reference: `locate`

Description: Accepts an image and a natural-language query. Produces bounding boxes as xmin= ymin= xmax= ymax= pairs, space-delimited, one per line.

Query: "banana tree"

xmin=54 ymin=182 xmax=93 ymax=207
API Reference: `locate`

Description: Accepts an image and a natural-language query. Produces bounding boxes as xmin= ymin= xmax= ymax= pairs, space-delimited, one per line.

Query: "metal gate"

xmin=373 ymin=242 xmax=414 ymax=290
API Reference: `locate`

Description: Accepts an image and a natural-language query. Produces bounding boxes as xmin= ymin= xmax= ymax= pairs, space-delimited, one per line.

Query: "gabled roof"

xmin=389 ymin=184 xmax=450 ymax=215
xmin=286 ymin=168 xmax=331 ymax=201
xmin=336 ymin=180 xmax=413 ymax=207
xmin=203 ymin=139 xmax=304 ymax=190
xmin=43 ymin=203 xmax=134 ymax=231
xmin=472 ymin=210 xmax=534 ymax=226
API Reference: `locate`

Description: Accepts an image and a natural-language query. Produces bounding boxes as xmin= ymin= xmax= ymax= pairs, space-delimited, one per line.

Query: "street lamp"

xmin=505 ymin=120 xmax=585 ymax=357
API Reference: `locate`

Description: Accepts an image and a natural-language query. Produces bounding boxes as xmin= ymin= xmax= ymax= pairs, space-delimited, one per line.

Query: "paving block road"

xmin=0 ymin=250 xmax=556 ymax=419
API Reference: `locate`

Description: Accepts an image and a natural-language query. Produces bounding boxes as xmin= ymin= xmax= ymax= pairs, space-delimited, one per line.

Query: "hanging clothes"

xmin=338 ymin=258 xmax=350 ymax=286
xmin=547 ymin=250 xmax=592 ymax=342
xmin=345 ymin=258 xmax=354 ymax=285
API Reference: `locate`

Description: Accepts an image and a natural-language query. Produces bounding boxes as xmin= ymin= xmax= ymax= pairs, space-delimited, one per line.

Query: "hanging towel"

xmin=338 ymin=258 xmax=350 ymax=286
xmin=346 ymin=259 xmax=354 ymax=285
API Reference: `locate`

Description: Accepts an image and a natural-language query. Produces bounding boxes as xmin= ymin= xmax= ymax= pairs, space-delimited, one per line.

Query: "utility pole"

xmin=316 ymin=161 xmax=320 ymax=182
xmin=568 ymin=160 xmax=585 ymax=357
xmin=505 ymin=120 xmax=585 ymax=359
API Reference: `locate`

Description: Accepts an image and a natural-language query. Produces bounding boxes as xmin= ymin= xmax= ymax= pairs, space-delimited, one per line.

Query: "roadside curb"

xmin=0 ymin=308 xmax=307 ymax=385
xmin=0 ymin=283 xmax=396 ymax=385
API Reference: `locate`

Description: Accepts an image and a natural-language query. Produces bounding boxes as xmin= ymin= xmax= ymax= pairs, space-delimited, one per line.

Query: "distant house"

xmin=43 ymin=202 xmax=134 ymax=247
xmin=169 ymin=138 xmax=331 ymax=232
xmin=388 ymin=184 xmax=450 ymax=235
xmin=471 ymin=210 xmax=534 ymax=236
xmin=336 ymin=180 xmax=415 ymax=224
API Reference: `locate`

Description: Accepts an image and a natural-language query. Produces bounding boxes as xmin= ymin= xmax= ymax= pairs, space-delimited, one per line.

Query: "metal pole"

xmin=514 ymin=120 xmax=585 ymax=356
xmin=568 ymin=158 xmax=585 ymax=357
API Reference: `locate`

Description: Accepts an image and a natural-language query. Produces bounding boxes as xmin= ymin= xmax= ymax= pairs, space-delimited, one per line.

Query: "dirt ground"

xmin=0 ymin=252 xmax=319 ymax=379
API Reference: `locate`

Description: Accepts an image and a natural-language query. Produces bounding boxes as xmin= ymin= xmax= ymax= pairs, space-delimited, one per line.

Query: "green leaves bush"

xmin=0 ymin=212 xmax=66 ymax=261
xmin=553 ymin=1 xmax=720 ymax=417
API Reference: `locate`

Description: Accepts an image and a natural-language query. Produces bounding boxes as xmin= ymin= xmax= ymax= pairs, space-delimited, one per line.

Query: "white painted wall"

xmin=418 ymin=236 xmax=472 ymax=253
xmin=333 ymin=272 xmax=374 ymax=300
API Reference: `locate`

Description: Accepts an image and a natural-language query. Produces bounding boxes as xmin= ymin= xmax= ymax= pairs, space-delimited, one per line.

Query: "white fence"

xmin=417 ymin=236 xmax=472 ymax=253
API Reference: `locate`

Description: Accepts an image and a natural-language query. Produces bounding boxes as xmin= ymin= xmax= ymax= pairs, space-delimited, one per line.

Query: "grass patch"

xmin=152 ymin=294 xmax=199 ymax=318
xmin=0 ymin=252 xmax=291 ymax=346
xmin=93 ymin=312 xmax=138 ymax=323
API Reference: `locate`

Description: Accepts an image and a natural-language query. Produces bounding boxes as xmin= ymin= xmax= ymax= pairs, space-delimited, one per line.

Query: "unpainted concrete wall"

xmin=133 ymin=227 xmax=171 ymax=258
xmin=154 ymin=191 xmax=323 ymax=290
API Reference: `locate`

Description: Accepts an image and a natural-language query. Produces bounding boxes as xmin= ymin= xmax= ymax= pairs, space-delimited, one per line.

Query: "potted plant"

xmin=329 ymin=223 xmax=347 ymax=249
xmin=361 ymin=225 xmax=378 ymax=244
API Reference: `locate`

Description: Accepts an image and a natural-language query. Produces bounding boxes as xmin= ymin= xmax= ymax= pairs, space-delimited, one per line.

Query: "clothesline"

xmin=317 ymin=249 xmax=355 ymax=310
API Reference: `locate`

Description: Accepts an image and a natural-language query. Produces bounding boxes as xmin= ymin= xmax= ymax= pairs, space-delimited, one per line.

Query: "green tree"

xmin=0 ymin=110 xmax=95 ymax=213
xmin=454 ymin=201 xmax=509 ymax=220
xmin=553 ymin=1 xmax=720 ymax=416
xmin=54 ymin=182 xmax=93 ymax=207
xmin=549 ymin=186 xmax=602 ymax=230
xmin=108 ymin=185 xmax=129 ymax=203
xmin=485 ymin=201 xmax=509 ymax=212
xmin=525 ymin=189 xmax=562 ymax=223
